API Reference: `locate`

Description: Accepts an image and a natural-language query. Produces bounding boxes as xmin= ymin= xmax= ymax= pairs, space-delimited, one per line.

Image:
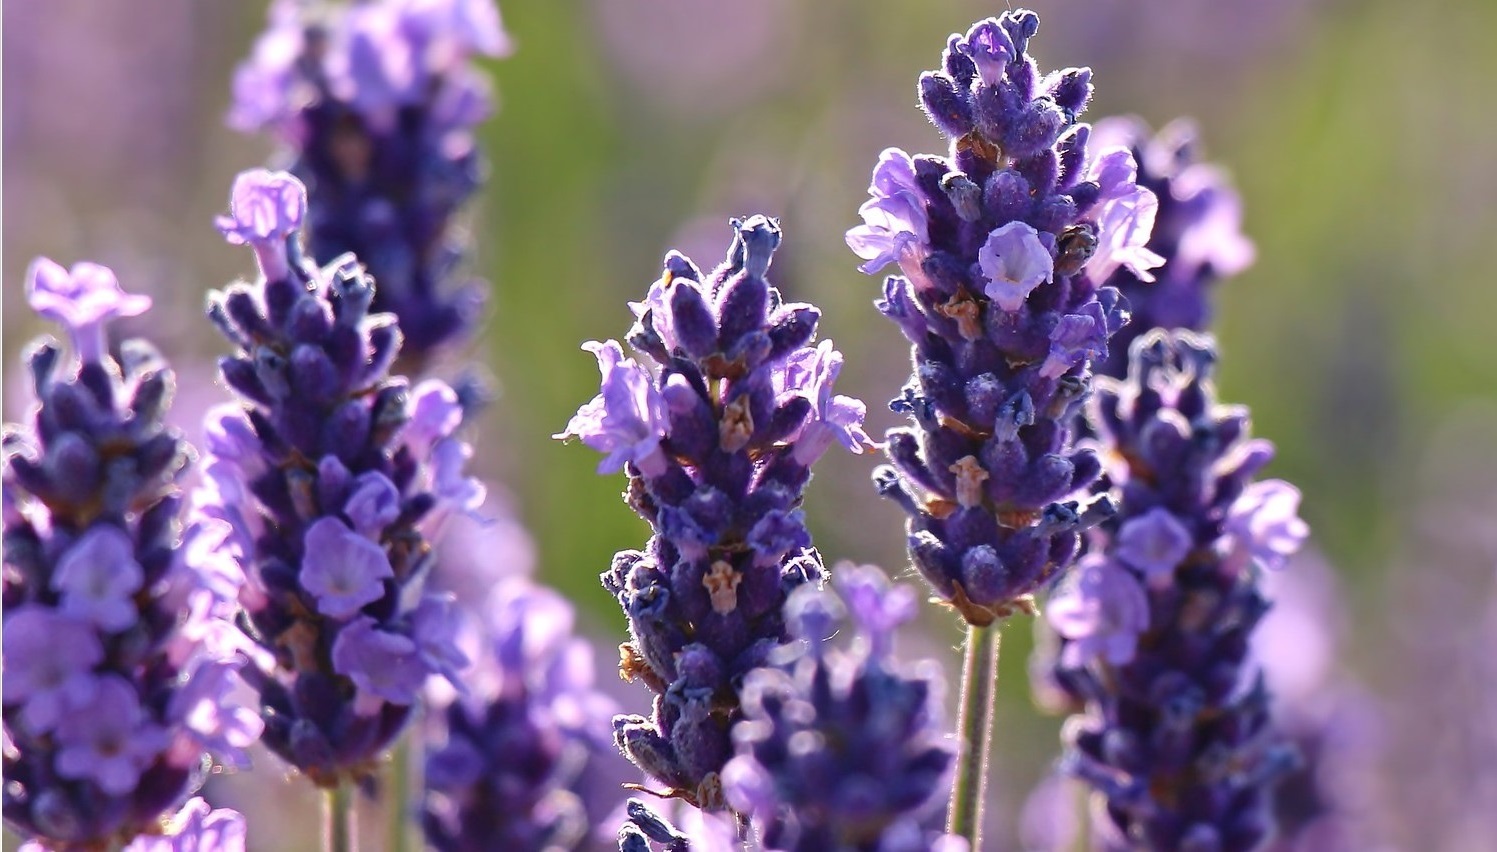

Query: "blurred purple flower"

xmin=53 ymin=676 xmax=170 ymax=796
xmin=51 ymin=526 xmax=145 ymax=632
xmin=1048 ymin=555 xmax=1150 ymax=666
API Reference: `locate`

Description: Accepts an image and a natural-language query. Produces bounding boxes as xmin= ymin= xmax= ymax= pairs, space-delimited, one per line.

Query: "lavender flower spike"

xmin=196 ymin=168 xmax=483 ymax=786
xmin=1087 ymin=117 xmax=1255 ymax=379
xmin=1049 ymin=330 xmax=1305 ymax=850
xmin=851 ymin=10 xmax=1154 ymax=625
xmin=422 ymin=580 xmax=616 ymax=851
xmin=3 ymin=261 xmax=259 ymax=849
xmin=562 ymin=216 xmax=876 ymax=810
xmin=724 ymin=564 xmax=958 ymax=852
xmin=228 ymin=0 xmax=511 ymax=363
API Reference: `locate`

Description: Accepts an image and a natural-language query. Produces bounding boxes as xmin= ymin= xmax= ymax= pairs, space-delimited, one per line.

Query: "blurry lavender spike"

xmin=195 ymin=169 xmax=485 ymax=787
xmin=1048 ymin=330 xmax=1306 ymax=850
xmin=422 ymin=579 xmax=616 ymax=851
xmin=1088 ymin=118 xmax=1255 ymax=379
xmin=849 ymin=10 xmax=1157 ymax=625
xmin=2 ymin=262 xmax=260 ymax=848
xmin=557 ymin=216 xmax=876 ymax=811
xmin=1254 ymin=553 xmax=1389 ymax=852
xmin=228 ymin=0 xmax=512 ymax=364
xmin=722 ymin=564 xmax=956 ymax=851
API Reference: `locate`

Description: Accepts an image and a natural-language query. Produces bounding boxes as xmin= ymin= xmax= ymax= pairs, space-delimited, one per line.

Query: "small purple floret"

xmin=25 ymin=257 xmax=150 ymax=363
xmin=1114 ymin=506 xmax=1193 ymax=584
xmin=300 ymin=517 xmax=395 ymax=618
xmin=53 ymin=676 xmax=169 ymax=795
xmin=555 ymin=340 xmax=669 ymax=477
xmin=51 ymin=526 xmax=145 ymax=633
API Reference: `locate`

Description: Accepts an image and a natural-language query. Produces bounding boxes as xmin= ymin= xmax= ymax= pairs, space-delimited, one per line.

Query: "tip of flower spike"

xmin=216 ymin=169 xmax=307 ymax=246
xmin=26 ymin=257 xmax=150 ymax=363
xmin=726 ymin=215 xmax=782 ymax=279
xmin=216 ymin=169 xmax=308 ymax=283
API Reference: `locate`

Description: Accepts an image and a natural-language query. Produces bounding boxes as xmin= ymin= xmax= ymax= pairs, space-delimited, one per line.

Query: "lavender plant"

xmin=229 ymin=0 xmax=510 ymax=364
xmin=722 ymin=564 xmax=957 ymax=852
xmin=557 ymin=215 xmax=876 ymax=812
xmin=1046 ymin=330 xmax=1307 ymax=850
xmin=847 ymin=11 xmax=1160 ymax=841
xmin=421 ymin=579 xmax=615 ymax=851
xmin=195 ymin=169 xmax=483 ymax=812
xmin=2 ymin=260 xmax=258 ymax=849
xmin=1084 ymin=118 xmax=1254 ymax=379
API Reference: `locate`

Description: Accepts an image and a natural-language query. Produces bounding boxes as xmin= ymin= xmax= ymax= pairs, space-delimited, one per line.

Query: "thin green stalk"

xmin=946 ymin=621 xmax=1000 ymax=846
xmin=324 ymin=781 xmax=356 ymax=852
xmin=388 ymin=733 xmax=413 ymax=852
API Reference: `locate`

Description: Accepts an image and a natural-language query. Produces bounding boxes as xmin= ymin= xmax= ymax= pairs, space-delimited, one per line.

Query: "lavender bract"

xmin=722 ymin=564 xmax=956 ymax=852
xmin=3 ymin=261 xmax=259 ymax=849
xmin=559 ymin=215 xmax=876 ymax=810
xmin=1047 ymin=331 xmax=1306 ymax=850
xmin=850 ymin=11 xmax=1158 ymax=625
xmin=196 ymin=169 xmax=482 ymax=786
xmin=1086 ymin=118 xmax=1255 ymax=379
xmin=229 ymin=0 xmax=511 ymax=363
xmin=422 ymin=579 xmax=615 ymax=851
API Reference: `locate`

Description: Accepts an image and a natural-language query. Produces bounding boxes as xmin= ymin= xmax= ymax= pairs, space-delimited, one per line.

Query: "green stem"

xmin=324 ymin=782 xmax=356 ymax=852
xmin=946 ymin=621 xmax=1000 ymax=847
xmin=388 ymin=734 xmax=412 ymax=852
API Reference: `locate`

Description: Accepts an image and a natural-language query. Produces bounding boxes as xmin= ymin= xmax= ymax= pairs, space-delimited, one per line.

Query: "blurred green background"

xmin=6 ymin=0 xmax=1497 ymax=848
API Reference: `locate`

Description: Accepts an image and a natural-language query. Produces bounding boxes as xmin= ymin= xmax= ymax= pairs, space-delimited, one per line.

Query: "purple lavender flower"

xmin=561 ymin=216 xmax=876 ymax=811
xmin=422 ymin=579 xmax=615 ymax=851
xmin=228 ymin=0 xmax=511 ymax=363
xmin=722 ymin=564 xmax=955 ymax=851
xmin=195 ymin=169 xmax=482 ymax=786
xmin=1049 ymin=331 xmax=1305 ymax=850
xmin=3 ymin=261 xmax=258 ymax=849
xmin=851 ymin=11 xmax=1152 ymax=625
xmin=1086 ymin=118 xmax=1255 ymax=379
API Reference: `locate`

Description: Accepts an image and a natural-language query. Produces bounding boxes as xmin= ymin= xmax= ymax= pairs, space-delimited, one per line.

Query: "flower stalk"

xmin=948 ymin=622 xmax=1000 ymax=845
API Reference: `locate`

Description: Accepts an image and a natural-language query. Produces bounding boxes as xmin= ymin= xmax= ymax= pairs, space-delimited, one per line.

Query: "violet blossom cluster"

xmin=1086 ymin=118 xmax=1255 ymax=379
xmin=229 ymin=0 xmax=511 ymax=362
xmin=196 ymin=168 xmax=484 ymax=786
xmin=1046 ymin=330 xmax=1307 ymax=850
xmin=3 ymin=261 xmax=258 ymax=849
xmin=558 ymin=215 xmax=877 ymax=810
xmin=850 ymin=10 xmax=1160 ymax=625
xmin=722 ymin=564 xmax=956 ymax=852
xmin=422 ymin=579 xmax=615 ymax=851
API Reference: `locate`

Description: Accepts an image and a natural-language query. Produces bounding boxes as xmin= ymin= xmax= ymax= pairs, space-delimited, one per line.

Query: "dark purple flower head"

xmin=1087 ymin=117 xmax=1255 ymax=378
xmin=852 ymin=10 xmax=1150 ymax=625
xmin=227 ymin=0 xmax=509 ymax=363
xmin=1049 ymin=330 xmax=1305 ymax=850
xmin=197 ymin=170 xmax=481 ymax=786
xmin=422 ymin=579 xmax=615 ymax=851
xmin=25 ymin=257 xmax=151 ymax=364
xmin=4 ymin=263 xmax=257 ymax=849
xmin=565 ymin=216 xmax=871 ymax=810
xmin=723 ymin=563 xmax=955 ymax=851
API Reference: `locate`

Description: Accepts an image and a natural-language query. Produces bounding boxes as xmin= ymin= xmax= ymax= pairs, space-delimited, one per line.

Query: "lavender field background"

xmin=5 ymin=0 xmax=1497 ymax=849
